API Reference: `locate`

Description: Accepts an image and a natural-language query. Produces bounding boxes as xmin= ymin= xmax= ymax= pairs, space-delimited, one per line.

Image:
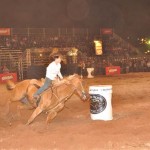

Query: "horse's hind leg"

xmin=46 ymin=103 xmax=65 ymax=123
xmin=26 ymin=107 xmax=43 ymax=125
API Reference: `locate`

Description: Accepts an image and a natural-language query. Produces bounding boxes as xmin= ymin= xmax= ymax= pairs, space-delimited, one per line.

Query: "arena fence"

xmin=18 ymin=47 xmax=75 ymax=80
xmin=0 ymin=49 xmax=23 ymax=79
xmin=10 ymin=28 xmax=101 ymax=37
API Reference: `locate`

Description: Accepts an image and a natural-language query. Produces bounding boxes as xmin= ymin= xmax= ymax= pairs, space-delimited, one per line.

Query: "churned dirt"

xmin=0 ymin=72 xmax=150 ymax=150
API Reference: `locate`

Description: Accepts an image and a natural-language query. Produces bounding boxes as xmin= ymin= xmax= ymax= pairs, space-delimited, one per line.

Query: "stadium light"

xmin=147 ymin=40 xmax=150 ymax=45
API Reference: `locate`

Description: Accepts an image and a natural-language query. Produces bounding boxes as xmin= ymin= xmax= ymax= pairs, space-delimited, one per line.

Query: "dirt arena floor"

xmin=0 ymin=72 xmax=150 ymax=150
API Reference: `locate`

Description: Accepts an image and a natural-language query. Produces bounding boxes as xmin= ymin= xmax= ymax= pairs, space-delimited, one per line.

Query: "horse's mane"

xmin=52 ymin=74 xmax=80 ymax=87
xmin=67 ymin=74 xmax=80 ymax=80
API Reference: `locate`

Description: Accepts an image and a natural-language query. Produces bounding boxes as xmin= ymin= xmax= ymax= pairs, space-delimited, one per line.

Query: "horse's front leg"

xmin=26 ymin=107 xmax=43 ymax=125
xmin=46 ymin=102 xmax=65 ymax=123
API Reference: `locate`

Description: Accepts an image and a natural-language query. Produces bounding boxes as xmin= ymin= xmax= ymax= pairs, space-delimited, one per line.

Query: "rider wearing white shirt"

xmin=46 ymin=61 xmax=63 ymax=80
xmin=33 ymin=53 xmax=63 ymax=105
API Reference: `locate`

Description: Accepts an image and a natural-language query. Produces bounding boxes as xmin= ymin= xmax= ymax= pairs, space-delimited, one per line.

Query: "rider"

xmin=33 ymin=53 xmax=63 ymax=105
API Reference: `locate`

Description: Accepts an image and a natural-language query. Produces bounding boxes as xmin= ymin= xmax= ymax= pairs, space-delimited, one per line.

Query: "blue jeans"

xmin=33 ymin=77 xmax=52 ymax=96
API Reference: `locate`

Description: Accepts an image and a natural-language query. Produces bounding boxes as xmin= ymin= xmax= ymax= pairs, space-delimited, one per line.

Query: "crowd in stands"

xmin=0 ymin=35 xmax=93 ymax=50
xmin=62 ymin=54 xmax=149 ymax=76
xmin=0 ymin=34 xmax=150 ymax=77
xmin=0 ymin=35 xmax=136 ymax=56
xmin=0 ymin=64 xmax=10 ymax=73
xmin=77 ymin=56 xmax=150 ymax=76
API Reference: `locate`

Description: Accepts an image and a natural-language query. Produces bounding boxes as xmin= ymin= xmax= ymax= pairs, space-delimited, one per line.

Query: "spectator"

xmin=2 ymin=64 xmax=9 ymax=73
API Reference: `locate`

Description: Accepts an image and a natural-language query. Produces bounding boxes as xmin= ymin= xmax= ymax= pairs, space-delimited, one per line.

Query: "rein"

xmin=46 ymin=78 xmax=86 ymax=113
xmin=46 ymin=83 xmax=76 ymax=113
xmin=49 ymin=77 xmax=85 ymax=102
xmin=51 ymin=82 xmax=76 ymax=101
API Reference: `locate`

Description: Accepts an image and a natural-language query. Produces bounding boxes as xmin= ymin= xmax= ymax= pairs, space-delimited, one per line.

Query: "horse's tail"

xmin=6 ymin=80 xmax=16 ymax=90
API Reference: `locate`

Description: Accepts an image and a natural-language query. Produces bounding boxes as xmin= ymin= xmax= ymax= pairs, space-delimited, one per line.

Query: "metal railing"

xmin=10 ymin=28 xmax=101 ymax=37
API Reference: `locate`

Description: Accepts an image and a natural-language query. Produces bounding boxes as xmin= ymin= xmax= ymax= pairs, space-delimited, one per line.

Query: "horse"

xmin=6 ymin=78 xmax=45 ymax=108
xmin=26 ymin=74 xmax=88 ymax=125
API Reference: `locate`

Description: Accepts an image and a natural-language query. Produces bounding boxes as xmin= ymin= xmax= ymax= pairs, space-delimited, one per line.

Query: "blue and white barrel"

xmin=89 ymin=85 xmax=113 ymax=120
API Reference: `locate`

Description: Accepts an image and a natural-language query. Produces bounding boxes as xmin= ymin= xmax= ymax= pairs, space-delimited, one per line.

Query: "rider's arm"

xmin=58 ymin=71 xmax=63 ymax=80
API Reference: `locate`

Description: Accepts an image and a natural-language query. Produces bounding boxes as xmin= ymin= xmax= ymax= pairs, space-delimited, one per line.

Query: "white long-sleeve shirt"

xmin=46 ymin=61 xmax=63 ymax=80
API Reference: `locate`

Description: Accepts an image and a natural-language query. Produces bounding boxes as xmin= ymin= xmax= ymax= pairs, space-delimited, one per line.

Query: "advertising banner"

xmin=101 ymin=28 xmax=113 ymax=35
xmin=0 ymin=73 xmax=17 ymax=83
xmin=0 ymin=28 xmax=11 ymax=35
xmin=105 ymin=66 xmax=120 ymax=75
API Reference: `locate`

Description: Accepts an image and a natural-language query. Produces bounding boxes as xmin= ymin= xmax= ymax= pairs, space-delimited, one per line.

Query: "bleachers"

xmin=0 ymin=49 xmax=23 ymax=72
xmin=1 ymin=27 xmax=148 ymax=79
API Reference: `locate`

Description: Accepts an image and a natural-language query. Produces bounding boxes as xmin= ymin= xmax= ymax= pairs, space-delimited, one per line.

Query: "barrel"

xmin=89 ymin=85 xmax=113 ymax=121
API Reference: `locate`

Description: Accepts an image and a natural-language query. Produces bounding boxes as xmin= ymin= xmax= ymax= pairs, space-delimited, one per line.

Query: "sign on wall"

xmin=101 ymin=28 xmax=113 ymax=35
xmin=0 ymin=28 xmax=11 ymax=35
xmin=0 ymin=73 xmax=17 ymax=83
xmin=94 ymin=40 xmax=103 ymax=55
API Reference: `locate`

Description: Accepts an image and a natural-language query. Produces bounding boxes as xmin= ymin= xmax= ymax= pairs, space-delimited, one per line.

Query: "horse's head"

xmin=67 ymin=74 xmax=88 ymax=101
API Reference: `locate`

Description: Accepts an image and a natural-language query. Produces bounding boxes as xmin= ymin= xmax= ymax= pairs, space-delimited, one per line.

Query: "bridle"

xmin=66 ymin=77 xmax=87 ymax=101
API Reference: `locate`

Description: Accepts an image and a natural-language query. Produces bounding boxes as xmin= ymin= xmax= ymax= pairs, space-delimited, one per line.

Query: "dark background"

xmin=0 ymin=0 xmax=150 ymax=38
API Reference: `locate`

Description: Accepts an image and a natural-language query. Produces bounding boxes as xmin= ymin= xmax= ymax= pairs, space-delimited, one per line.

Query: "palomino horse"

xmin=27 ymin=74 xmax=88 ymax=125
xmin=6 ymin=78 xmax=44 ymax=108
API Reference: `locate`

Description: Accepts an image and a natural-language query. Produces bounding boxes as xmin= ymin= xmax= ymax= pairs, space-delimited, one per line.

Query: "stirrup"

xmin=33 ymin=95 xmax=41 ymax=106
xmin=36 ymin=98 xmax=41 ymax=106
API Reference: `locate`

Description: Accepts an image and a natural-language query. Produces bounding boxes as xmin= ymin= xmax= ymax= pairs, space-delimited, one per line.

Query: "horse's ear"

xmin=68 ymin=74 xmax=79 ymax=80
xmin=72 ymin=74 xmax=79 ymax=77
xmin=68 ymin=74 xmax=74 ymax=79
xmin=41 ymin=78 xmax=45 ymax=83
xmin=74 ymin=74 xmax=80 ymax=79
